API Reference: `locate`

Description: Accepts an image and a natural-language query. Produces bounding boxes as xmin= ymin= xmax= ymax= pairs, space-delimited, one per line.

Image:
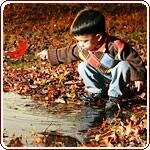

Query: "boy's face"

xmin=74 ymin=34 xmax=101 ymax=51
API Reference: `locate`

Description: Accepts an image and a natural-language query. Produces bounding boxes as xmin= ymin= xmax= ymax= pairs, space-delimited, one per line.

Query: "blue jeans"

xmin=78 ymin=61 xmax=130 ymax=98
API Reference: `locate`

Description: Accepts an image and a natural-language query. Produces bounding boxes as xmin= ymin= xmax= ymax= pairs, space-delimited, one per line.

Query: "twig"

xmin=44 ymin=123 xmax=52 ymax=133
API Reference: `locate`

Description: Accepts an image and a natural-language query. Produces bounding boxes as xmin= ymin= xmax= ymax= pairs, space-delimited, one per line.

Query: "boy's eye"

xmin=82 ymin=40 xmax=89 ymax=43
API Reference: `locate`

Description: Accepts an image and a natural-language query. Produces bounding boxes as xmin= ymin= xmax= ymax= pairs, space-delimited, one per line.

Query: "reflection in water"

xmin=3 ymin=92 xmax=105 ymax=146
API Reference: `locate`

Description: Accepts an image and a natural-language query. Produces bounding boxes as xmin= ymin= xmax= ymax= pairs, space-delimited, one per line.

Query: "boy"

xmin=38 ymin=9 xmax=146 ymax=122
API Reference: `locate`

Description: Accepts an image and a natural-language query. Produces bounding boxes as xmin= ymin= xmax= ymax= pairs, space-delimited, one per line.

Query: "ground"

xmin=2 ymin=3 xmax=148 ymax=147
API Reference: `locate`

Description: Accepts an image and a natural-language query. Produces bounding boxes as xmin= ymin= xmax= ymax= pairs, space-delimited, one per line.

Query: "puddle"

xmin=2 ymin=92 xmax=105 ymax=147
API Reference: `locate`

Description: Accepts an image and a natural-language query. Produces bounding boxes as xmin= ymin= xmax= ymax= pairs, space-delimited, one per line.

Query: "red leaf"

xmin=7 ymin=39 xmax=28 ymax=59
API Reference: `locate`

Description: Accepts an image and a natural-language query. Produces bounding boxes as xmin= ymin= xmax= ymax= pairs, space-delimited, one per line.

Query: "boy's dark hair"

xmin=70 ymin=9 xmax=106 ymax=35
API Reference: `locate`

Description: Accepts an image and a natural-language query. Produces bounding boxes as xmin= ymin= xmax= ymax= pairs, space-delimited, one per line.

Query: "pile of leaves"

xmin=84 ymin=106 xmax=147 ymax=147
xmin=34 ymin=131 xmax=82 ymax=147
xmin=6 ymin=131 xmax=82 ymax=147
xmin=3 ymin=3 xmax=148 ymax=147
xmin=3 ymin=61 xmax=84 ymax=105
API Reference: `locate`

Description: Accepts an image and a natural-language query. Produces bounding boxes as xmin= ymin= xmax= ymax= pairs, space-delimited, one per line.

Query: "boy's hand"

xmin=37 ymin=50 xmax=48 ymax=60
xmin=134 ymin=81 xmax=144 ymax=92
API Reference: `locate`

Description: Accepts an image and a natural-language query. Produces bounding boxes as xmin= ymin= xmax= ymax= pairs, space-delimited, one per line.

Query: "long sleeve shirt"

xmin=47 ymin=34 xmax=146 ymax=81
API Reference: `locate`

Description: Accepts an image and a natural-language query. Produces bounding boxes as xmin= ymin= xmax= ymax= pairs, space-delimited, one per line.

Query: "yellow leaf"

xmin=35 ymin=137 xmax=42 ymax=144
xmin=95 ymin=134 xmax=100 ymax=142
xmin=125 ymin=121 xmax=132 ymax=135
xmin=66 ymin=93 xmax=71 ymax=97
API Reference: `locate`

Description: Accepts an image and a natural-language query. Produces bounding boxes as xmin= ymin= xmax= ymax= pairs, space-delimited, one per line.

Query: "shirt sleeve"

xmin=120 ymin=43 xmax=146 ymax=81
xmin=47 ymin=43 xmax=79 ymax=66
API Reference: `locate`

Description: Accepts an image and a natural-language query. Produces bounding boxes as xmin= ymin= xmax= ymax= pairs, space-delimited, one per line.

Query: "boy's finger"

xmin=137 ymin=84 xmax=140 ymax=92
xmin=135 ymin=82 xmax=137 ymax=88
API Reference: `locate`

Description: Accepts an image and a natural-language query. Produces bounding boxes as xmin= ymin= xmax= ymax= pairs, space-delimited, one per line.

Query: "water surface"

xmin=3 ymin=92 xmax=105 ymax=147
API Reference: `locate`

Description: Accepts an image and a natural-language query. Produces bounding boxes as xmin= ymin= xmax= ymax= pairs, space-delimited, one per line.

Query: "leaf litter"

xmin=3 ymin=3 xmax=147 ymax=147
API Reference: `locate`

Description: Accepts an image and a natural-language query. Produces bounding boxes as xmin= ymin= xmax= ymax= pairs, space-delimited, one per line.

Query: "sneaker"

xmin=105 ymin=97 xmax=120 ymax=123
xmin=79 ymin=92 xmax=101 ymax=105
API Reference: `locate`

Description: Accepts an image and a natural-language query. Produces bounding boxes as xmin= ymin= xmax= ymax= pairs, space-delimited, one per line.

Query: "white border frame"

xmin=1 ymin=1 xmax=149 ymax=149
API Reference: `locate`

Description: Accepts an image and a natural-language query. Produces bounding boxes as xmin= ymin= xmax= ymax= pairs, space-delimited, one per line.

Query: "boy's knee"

xmin=116 ymin=61 xmax=130 ymax=72
xmin=78 ymin=62 xmax=87 ymax=73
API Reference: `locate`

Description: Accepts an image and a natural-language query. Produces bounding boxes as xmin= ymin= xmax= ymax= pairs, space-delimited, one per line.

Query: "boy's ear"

xmin=96 ymin=34 xmax=102 ymax=41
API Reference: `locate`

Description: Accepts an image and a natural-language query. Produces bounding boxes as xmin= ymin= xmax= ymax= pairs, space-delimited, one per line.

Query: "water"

xmin=2 ymin=92 xmax=105 ymax=147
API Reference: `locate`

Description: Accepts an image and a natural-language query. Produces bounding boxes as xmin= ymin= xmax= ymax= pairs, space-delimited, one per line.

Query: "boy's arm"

xmin=47 ymin=43 xmax=79 ymax=65
xmin=119 ymin=43 xmax=146 ymax=81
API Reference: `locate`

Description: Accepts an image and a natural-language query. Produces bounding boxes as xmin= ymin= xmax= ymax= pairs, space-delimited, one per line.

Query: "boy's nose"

xmin=79 ymin=42 xmax=84 ymax=48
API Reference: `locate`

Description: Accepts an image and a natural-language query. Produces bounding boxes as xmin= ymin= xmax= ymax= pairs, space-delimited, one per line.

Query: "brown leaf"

xmin=7 ymin=137 xmax=24 ymax=147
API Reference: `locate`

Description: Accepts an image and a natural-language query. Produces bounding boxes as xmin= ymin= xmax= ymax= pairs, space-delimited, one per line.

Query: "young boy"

xmin=38 ymin=9 xmax=146 ymax=122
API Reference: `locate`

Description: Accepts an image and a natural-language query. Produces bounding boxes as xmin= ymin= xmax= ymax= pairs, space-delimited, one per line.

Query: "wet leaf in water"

xmin=7 ymin=137 xmax=24 ymax=147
